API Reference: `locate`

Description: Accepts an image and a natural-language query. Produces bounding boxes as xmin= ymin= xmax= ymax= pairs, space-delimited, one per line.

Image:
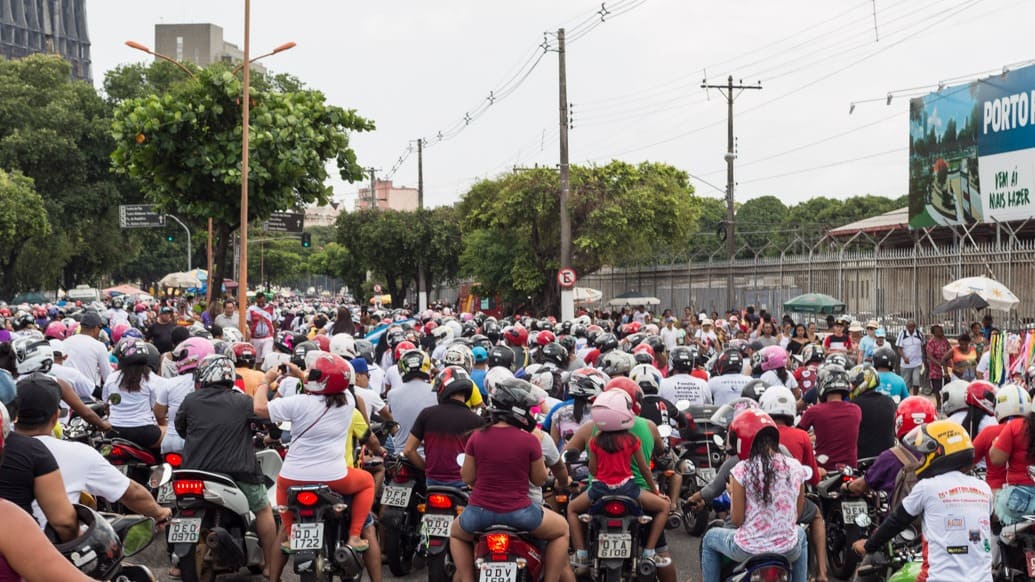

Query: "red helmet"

xmin=583 ymin=348 xmax=601 ymax=366
xmin=424 ymin=321 xmax=438 ymax=335
xmin=729 ymin=409 xmax=780 ymax=460
xmin=895 ymin=396 xmax=937 ymax=439
xmin=965 ymin=380 xmax=997 ymax=416
xmin=393 ymin=340 xmax=417 ymax=362
xmin=632 ymin=343 xmax=656 ymax=365
xmin=313 ymin=335 xmax=331 ymax=352
xmin=604 ymin=377 xmax=643 ymax=415
xmin=535 ymin=330 xmax=556 ymax=347
xmin=303 ymin=352 xmax=353 ymax=395
xmin=503 ymin=324 xmax=528 ymax=347
xmin=230 ymin=342 xmax=258 ymax=366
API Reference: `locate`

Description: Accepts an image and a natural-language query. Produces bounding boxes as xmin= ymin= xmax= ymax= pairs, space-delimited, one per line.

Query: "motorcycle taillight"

xmin=604 ymin=501 xmax=626 ymax=516
xmin=296 ymin=491 xmax=319 ymax=506
xmin=750 ymin=566 xmax=788 ymax=582
xmin=485 ymin=533 xmax=510 ymax=554
xmin=428 ymin=494 xmax=452 ymax=509
xmin=173 ymin=480 xmax=204 ymax=496
xmin=165 ymin=453 xmax=183 ymax=468
xmin=394 ymin=465 xmax=410 ymax=483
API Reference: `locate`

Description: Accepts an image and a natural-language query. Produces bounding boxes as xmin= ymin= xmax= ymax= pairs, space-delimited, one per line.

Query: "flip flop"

xmin=348 ymin=539 xmax=370 ymax=553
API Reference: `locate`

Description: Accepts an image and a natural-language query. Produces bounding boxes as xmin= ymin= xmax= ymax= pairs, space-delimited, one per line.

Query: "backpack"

xmin=888 ymin=444 xmax=920 ymax=509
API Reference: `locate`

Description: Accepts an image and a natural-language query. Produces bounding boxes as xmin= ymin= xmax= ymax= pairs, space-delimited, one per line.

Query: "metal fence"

xmin=579 ymin=239 xmax=1035 ymax=333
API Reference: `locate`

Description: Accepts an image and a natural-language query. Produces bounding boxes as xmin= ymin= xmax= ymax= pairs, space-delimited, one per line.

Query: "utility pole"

xmin=558 ymin=28 xmax=574 ymax=321
xmin=366 ymin=167 xmax=378 ymax=209
xmin=417 ymin=138 xmax=427 ymax=311
xmin=701 ymin=75 xmax=762 ymax=310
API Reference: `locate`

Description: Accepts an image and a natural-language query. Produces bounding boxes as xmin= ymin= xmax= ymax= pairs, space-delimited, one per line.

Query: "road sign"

xmin=264 ymin=211 xmax=304 ymax=233
xmin=119 ymin=204 xmax=166 ymax=228
xmin=373 ymin=284 xmax=383 ymax=293
xmin=557 ymin=268 xmax=577 ymax=289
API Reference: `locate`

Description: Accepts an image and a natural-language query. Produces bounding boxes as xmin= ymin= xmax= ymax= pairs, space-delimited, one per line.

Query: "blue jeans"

xmin=459 ymin=503 xmax=543 ymax=533
xmin=701 ymin=526 xmax=806 ymax=582
xmin=587 ymin=479 xmax=642 ymax=502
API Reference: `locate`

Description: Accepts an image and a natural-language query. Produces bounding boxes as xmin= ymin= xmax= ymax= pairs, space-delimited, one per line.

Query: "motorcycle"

xmin=997 ymin=514 xmax=1035 ymax=582
xmin=698 ymin=496 xmax=794 ymax=582
xmin=853 ymin=525 xmax=922 ymax=582
xmin=158 ymin=449 xmax=282 ymax=581
xmin=55 ymin=504 xmax=158 ymax=582
xmin=675 ymin=403 xmax=725 ymax=536
xmin=472 ymin=527 xmax=545 ymax=582
xmin=98 ymin=437 xmax=160 ymax=512
xmin=419 ymin=484 xmax=468 ymax=582
xmin=381 ymin=454 xmax=427 ymax=576
xmin=280 ymin=483 xmax=365 ymax=581
xmin=814 ymin=457 xmax=884 ymax=580
xmin=62 ymin=401 xmax=108 ymax=448
xmin=578 ymin=494 xmax=657 ymax=581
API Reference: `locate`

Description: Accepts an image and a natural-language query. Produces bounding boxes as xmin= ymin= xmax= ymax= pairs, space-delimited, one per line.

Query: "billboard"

xmin=909 ymin=64 xmax=1035 ymax=228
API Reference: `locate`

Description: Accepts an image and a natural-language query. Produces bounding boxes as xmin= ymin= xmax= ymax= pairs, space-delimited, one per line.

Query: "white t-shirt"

xmin=694 ymin=329 xmax=718 ymax=351
xmin=34 ymin=434 xmax=130 ymax=505
xmin=103 ymin=370 xmax=165 ymax=427
xmin=901 ymin=471 xmax=992 ymax=582
xmin=51 ymin=363 xmax=95 ymax=402
xmin=384 ymin=365 xmax=404 ymax=395
xmin=368 ymin=364 xmax=386 ymax=397
xmin=268 ymin=393 xmax=355 ymax=481
xmin=976 ymin=352 xmax=990 ymax=378
xmin=760 ymin=369 xmax=799 ymax=391
xmin=529 ymin=431 xmax=560 ymax=505
xmin=261 ymin=352 xmax=291 ymax=373
xmin=276 ymin=376 xmax=302 ymax=398
xmin=354 ymin=385 xmax=386 ymax=419
xmin=707 ymin=374 xmax=752 ymax=406
xmin=660 ymin=373 xmax=711 ymax=406
xmin=896 ymin=329 xmax=925 ymax=370
xmin=157 ymin=374 xmax=195 ymax=441
xmin=62 ymin=334 xmax=111 ymax=388
xmin=660 ymin=327 xmax=681 ymax=351
xmin=386 ymin=379 xmax=438 ymax=450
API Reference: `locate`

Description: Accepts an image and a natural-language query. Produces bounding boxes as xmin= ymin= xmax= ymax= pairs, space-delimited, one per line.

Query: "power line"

xmin=738 ymin=147 xmax=906 ymax=185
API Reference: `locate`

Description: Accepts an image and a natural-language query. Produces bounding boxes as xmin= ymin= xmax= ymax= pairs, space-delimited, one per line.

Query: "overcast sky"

xmin=87 ymin=0 xmax=1034 ymax=210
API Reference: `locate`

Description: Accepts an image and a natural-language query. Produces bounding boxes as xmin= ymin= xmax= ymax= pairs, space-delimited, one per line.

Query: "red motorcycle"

xmin=473 ymin=527 xmax=544 ymax=582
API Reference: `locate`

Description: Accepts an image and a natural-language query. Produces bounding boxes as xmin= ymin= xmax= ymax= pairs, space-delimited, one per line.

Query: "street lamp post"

xmin=124 ymin=40 xmax=195 ymax=78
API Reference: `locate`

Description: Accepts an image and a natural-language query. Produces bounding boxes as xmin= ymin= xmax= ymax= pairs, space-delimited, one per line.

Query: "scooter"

xmin=280 ymin=483 xmax=365 ymax=581
xmin=472 ymin=527 xmax=545 ymax=582
xmin=420 ymin=484 xmax=468 ymax=582
xmin=579 ymin=494 xmax=657 ymax=582
xmin=381 ymin=453 xmax=426 ymax=576
xmin=997 ymin=514 xmax=1035 ymax=582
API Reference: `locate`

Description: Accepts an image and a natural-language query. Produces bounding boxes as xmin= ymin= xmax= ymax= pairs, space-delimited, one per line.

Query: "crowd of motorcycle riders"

xmin=0 ymin=293 xmax=1031 ymax=582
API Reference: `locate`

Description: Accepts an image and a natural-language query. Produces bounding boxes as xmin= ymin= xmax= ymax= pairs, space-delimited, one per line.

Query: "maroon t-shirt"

xmin=798 ymin=400 xmax=861 ymax=470
xmin=466 ymin=425 xmax=542 ymax=512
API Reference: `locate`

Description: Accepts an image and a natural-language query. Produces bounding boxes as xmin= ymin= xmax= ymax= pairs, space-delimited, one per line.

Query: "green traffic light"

xmin=166 ymin=235 xmax=174 ymax=242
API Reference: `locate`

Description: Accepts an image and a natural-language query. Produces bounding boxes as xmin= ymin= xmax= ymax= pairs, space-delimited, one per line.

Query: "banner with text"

xmin=909 ymin=64 xmax=1035 ymax=228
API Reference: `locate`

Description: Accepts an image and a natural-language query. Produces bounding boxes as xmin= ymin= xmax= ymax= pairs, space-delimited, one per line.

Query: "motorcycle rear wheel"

xmin=384 ymin=527 xmax=415 ymax=576
xmin=827 ymin=509 xmax=861 ymax=580
xmin=427 ymin=552 xmax=451 ymax=582
xmin=175 ymin=544 xmax=215 ymax=582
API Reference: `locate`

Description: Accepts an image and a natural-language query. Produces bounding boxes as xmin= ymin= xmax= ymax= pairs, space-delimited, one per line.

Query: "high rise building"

xmin=154 ymin=23 xmax=263 ymax=72
xmin=0 ymin=0 xmax=91 ymax=82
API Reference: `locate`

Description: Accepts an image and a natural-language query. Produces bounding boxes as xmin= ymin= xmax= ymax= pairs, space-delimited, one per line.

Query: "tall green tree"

xmin=0 ymin=170 xmax=50 ymax=298
xmin=111 ymin=64 xmax=373 ymax=302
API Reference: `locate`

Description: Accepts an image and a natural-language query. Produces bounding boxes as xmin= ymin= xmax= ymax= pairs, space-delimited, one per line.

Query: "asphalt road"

xmin=136 ymin=521 xmax=706 ymax=581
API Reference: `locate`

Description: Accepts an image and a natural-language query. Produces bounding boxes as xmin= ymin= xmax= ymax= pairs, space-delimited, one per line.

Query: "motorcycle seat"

xmin=476 ymin=525 xmax=530 ymax=536
xmin=108 ymin=438 xmax=157 ymax=464
xmin=730 ymin=552 xmax=791 ymax=574
xmin=173 ymin=469 xmax=238 ymax=490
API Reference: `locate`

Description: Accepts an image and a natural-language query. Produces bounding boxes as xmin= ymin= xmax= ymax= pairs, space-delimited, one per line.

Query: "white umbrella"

xmin=608 ymin=292 xmax=661 ymax=307
xmin=941 ymin=276 xmax=1019 ymax=312
xmin=572 ymin=287 xmax=602 ymax=305
xmin=159 ymin=271 xmax=202 ymax=289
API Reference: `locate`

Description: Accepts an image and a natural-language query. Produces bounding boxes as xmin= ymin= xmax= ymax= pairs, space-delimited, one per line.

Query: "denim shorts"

xmin=459 ymin=503 xmax=544 ymax=534
xmin=587 ymin=479 xmax=642 ymax=503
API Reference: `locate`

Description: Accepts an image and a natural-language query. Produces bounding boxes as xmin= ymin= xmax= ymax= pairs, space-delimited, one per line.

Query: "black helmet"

xmin=487 ymin=345 xmax=515 ymax=371
xmin=487 ymin=377 xmax=538 ymax=432
xmin=872 ymin=351 xmax=894 ymax=370
xmin=669 ymin=346 xmax=695 ymax=373
xmin=818 ymin=364 xmax=851 ymax=401
xmin=557 ymin=335 xmax=576 ymax=355
xmin=55 ymin=505 xmax=124 ymax=580
xmin=291 ymin=341 xmax=319 ymax=369
xmin=140 ymin=342 xmax=162 ymax=373
xmin=114 ymin=338 xmax=149 ymax=368
xmin=801 ymin=344 xmax=825 ymax=364
xmin=540 ymin=342 xmax=568 ymax=368
xmin=623 ymin=333 xmax=647 ymax=351
xmin=483 ymin=320 xmax=501 ymax=344
xmin=194 ymin=354 xmax=236 ymax=389
xmin=595 ymin=333 xmax=619 ymax=354
xmin=557 ymin=321 xmax=572 ymax=336
xmin=471 ymin=334 xmax=492 ymax=352
xmin=643 ymin=335 xmax=666 ymax=355
xmin=714 ymin=349 xmax=744 ymax=376
xmin=823 ymin=352 xmax=850 ymax=369
xmin=741 ymin=379 xmax=769 ymax=402
xmin=354 ymin=339 xmax=375 ymax=364
xmin=572 ymin=324 xmax=588 ymax=339
xmin=461 ymin=321 xmax=478 ymax=338
xmin=433 ymin=366 xmax=475 ymax=404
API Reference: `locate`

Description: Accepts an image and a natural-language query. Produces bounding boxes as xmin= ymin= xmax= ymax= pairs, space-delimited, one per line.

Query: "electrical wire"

xmin=738 ymin=147 xmax=906 ymax=185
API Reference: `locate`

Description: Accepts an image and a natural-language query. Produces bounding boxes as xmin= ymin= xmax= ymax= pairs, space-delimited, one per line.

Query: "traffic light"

xmin=301 ymin=232 xmax=311 ymax=248
xmin=166 ymin=234 xmax=175 ymax=242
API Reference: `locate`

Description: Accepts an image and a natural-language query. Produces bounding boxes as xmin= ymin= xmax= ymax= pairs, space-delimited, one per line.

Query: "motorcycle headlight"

xmin=677 ymin=459 xmax=695 ymax=475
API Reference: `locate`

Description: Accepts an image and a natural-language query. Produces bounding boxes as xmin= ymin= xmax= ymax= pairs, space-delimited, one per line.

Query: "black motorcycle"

xmin=997 ymin=514 xmax=1035 ymax=581
xmin=282 ymin=484 xmax=366 ymax=581
xmin=420 ymin=485 xmax=468 ymax=582
xmin=580 ymin=494 xmax=657 ymax=582
xmin=814 ymin=457 xmax=884 ymax=580
xmin=381 ymin=454 xmax=426 ymax=576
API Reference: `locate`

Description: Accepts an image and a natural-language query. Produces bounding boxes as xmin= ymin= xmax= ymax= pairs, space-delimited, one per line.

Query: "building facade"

xmin=355 ymin=179 xmax=418 ymax=211
xmin=154 ymin=23 xmax=263 ymax=72
xmin=0 ymin=0 xmax=91 ymax=82
xmin=304 ymin=203 xmax=343 ymax=228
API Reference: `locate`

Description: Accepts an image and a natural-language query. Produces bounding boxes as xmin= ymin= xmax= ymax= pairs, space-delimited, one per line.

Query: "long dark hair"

xmin=323 ymin=390 xmax=353 ymax=409
xmin=573 ymin=396 xmax=591 ymax=423
xmin=593 ymin=430 xmax=637 ymax=454
xmin=119 ymin=364 xmax=151 ymax=393
xmin=793 ymin=324 xmax=807 ymax=339
xmin=742 ymin=429 xmax=783 ymax=505
xmin=1026 ymin=413 xmax=1035 ymax=464
xmin=331 ymin=308 xmax=355 ymax=336
xmin=775 ymin=368 xmax=789 ymax=384
xmin=961 ymin=405 xmax=987 ymax=440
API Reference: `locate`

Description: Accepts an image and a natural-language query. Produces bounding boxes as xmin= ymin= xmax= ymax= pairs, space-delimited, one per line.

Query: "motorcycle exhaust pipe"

xmin=666 ymin=511 xmax=683 ymax=529
xmin=637 ymin=560 xmax=657 ymax=579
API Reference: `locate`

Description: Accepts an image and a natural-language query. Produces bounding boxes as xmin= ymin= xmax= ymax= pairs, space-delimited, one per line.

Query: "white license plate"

xmin=423 ymin=514 xmax=452 ymax=538
xmin=841 ymin=500 xmax=868 ymax=523
xmin=597 ymin=532 xmax=632 ymax=558
xmin=156 ymin=483 xmax=176 ymax=504
xmin=381 ymin=485 xmax=413 ymax=507
xmin=1026 ymin=550 xmax=1035 ymax=577
xmin=697 ymin=467 xmax=716 ymax=482
xmin=290 ymin=523 xmax=323 ymax=551
xmin=167 ymin=518 xmax=201 ymax=543
xmin=479 ymin=562 xmax=517 ymax=582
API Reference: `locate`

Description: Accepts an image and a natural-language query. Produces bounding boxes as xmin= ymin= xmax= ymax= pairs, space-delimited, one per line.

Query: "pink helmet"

xmin=44 ymin=321 xmax=67 ymax=340
xmin=590 ymin=389 xmax=636 ymax=432
xmin=110 ymin=322 xmax=131 ymax=344
xmin=460 ymin=312 xmax=474 ymax=322
xmin=172 ymin=337 xmax=215 ymax=375
xmin=760 ymin=345 xmax=788 ymax=372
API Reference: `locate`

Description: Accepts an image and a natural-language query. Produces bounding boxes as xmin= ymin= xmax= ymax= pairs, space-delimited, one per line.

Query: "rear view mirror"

xmin=456 ymin=453 xmax=466 ymax=467
xmin=122 ymin=518 xmax=156 ymax=557
xmin=149 ymin=463 xmax=172 ymax=488
xmin=107 ymin=393 xmax=122 ymax=406
xmin=675 ymin=400 xmax=691 ymax=412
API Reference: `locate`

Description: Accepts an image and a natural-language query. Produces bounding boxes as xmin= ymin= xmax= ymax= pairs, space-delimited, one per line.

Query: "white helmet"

xmin=996 ymin=383 xmax=1032 ymax=421
xmin=759 ymin=385 xmax=797 ymax=419
xmin=329 ymin=334 xmax=356 ymax=359
xmin=629 ymin=364 xmax=662 ymax=395
xmin=222 ymin=327 xmax=244 ymax=343
xmin=575 ymin=315 xmax=591 ymax=328
xmin=484 ymin=366 xmax=514 ymax=396
xmin=432 ymin=325 xmax=454 ymax=346
xmin=12 ymin=336 xmax=54 ymax=375
xmin=941 ymin=379 xmax=970 ymax=416
xmin=443 ymin=343 xmax=475 ymax=372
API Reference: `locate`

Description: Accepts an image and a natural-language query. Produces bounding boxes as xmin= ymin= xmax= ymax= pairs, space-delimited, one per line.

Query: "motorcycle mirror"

xmin=122 ymin=517 xmax=156 ymax=557
xmin=801 ymin=466 xmax=813 ymax=481
xmin=816 ymin=454 xmax=829 ymax=465
xmin=107 ymin=393 xmax=122 ymax=406
xmin=713 ymin=434 xmax=725 ymax=448
xmin=456 ymin=453 xmax=466 ymax=467
xmin=898 ymin=527 xmax=918 ymax=542
xmin=149 ymin=463 xmax=172 ymax=488
xmin=854 ymin=512 xmax=872 ymax=528
xmin=675 ymin=400 xmax=691 ymax=412
xmin=657 ymin=425 xmax=673 ymax=438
